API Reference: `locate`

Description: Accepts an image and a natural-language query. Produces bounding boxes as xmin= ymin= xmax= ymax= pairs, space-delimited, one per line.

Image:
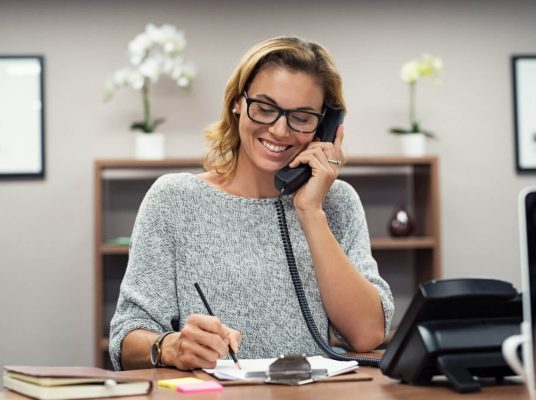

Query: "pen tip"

xmin=236 ymin=361 xmax=242 ymax=370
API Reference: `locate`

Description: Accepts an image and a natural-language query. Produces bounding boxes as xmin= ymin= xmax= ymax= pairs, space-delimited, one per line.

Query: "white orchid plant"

xmin=104 ymin=24 xmax=196 ymax=133
xmin=390 ymin=54 xmax=443 ymax=138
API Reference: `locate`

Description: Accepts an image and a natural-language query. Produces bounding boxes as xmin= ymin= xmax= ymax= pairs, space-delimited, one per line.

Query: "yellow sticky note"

xmin=158 ymin=377 xmax=203 ymax=389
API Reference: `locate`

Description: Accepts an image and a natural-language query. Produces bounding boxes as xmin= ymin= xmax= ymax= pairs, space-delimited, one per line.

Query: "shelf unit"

xmin=94 ymin=156 xmax=440 ymax=368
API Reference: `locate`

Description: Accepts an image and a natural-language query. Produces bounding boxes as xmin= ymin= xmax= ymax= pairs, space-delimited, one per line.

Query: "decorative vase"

xmin=401 ymin=133 xmax=426 ymax=157
xmin=134 ymin=132 xmax=165 ymax=160
xmin=388 ymin=204 xmax=414 ymax=237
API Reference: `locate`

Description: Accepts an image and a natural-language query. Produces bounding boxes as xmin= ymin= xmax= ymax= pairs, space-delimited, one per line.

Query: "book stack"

xmin=3 ymin=366 xmax=152 ymax=400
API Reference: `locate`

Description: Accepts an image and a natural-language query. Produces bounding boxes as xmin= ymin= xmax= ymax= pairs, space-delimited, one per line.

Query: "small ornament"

xmin=388 ymin=204 xmax=414 ymax=237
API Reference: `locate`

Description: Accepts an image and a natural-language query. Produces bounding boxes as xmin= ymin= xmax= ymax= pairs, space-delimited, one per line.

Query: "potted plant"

xmin=104 ymin=23 xmax=196 ymax=159
xmin=390 ymin=54 xmax=443 ymax=156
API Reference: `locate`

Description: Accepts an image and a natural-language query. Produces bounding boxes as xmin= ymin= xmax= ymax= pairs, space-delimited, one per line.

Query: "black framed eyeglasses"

xmin=242 ymin=91 xmax=325 ymax=134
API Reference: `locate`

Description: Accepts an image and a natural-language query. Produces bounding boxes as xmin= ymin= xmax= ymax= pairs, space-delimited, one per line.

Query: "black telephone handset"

xmin=274 ymin=106 xmax=344 ymax=195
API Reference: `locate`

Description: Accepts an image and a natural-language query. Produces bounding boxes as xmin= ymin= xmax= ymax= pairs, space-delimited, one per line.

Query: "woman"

xmin=110 ymin=36 xmax=394 ymax=371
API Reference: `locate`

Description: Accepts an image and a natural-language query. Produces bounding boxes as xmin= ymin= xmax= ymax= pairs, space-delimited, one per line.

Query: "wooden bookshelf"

xmin=94 ymin=156 xmax=441 ymax=368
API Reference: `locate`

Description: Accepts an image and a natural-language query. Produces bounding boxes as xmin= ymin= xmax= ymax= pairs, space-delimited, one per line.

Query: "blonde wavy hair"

xmin=202 ymin=36 xmax=346 ymax=177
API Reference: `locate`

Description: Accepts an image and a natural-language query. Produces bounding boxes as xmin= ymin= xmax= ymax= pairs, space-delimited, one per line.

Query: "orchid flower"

xmin=104 ymin=24 xmax=196 ymax=133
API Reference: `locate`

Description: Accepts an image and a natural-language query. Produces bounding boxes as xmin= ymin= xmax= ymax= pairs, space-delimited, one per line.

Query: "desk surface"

xmin=0 ymin=366 xmax=528 ymax=400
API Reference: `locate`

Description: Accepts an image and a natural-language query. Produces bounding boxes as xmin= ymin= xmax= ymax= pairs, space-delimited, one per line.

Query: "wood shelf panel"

xmin=371 ymin=237 xmax=436 ymax=250
xmin=94 ymin=156 xmax=437 ymax=171
xmin=100 ymin=237 xmax=436 ymax=255
xmin=100 ymin=245 xmax=129 ymax=255
xmin=101 ymin=239 xmax=436 ymax=254
xmin=344 ymin=155 xmax=437 ymax=166
xmin=95 ymin=158 xmax=202 ymax=169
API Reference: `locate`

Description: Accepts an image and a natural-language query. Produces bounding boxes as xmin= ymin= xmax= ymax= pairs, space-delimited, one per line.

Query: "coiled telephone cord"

xmin=275 ymin=196 xmax=381 ymax=367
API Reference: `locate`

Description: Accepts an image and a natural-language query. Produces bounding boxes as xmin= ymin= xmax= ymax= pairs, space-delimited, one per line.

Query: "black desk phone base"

xmin=380 ymin=278 xmax=522 ymax=393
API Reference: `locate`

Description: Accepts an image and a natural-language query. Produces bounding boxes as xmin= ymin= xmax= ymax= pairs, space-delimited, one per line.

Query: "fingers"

xmin=290 ymin=125 xmax=344 ymax=170
xmin=225 ymin=328 xmax=242 ymax=353
xmin=181 ymin=318 xmax=229 ymax=358
xmin=288 ymin=153 xmax=335 ymax=193
xmin=333 ymin=124 xmax=344 ymax=155
xmin=288 ymin=145 xmax=337 ymax=174
xmin=189 ymin=314 xmax=226 ymax=336
xmin=176 ymin=334 xmax=221 ymax=369
xmin=172 ymin=314 xmax=242 ymax=370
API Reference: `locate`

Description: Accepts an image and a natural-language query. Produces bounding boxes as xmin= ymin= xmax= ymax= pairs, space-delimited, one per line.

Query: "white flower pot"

xmin=134 ymin=132 xmax=165 ymax=160
xmin=400 ymin=133 xmax=426 ymax=157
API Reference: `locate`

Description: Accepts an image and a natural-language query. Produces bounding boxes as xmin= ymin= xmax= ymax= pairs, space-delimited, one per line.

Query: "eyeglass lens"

xmin=246 ymin=97 xmax=321 ymax=133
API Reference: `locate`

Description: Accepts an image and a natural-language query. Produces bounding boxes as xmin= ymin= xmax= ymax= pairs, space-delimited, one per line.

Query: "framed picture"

xmin=513 ymin=55 xmax=536 ymax=172
xmin=0 ymin=55 xmax=45 ymax=178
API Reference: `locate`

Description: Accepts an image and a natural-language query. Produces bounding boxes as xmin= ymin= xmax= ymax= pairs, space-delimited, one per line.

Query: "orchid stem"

xmin=409 ymin=82 xmax=417 ymax=132
xmin=142 ymin=80 xmax=151 ymax=133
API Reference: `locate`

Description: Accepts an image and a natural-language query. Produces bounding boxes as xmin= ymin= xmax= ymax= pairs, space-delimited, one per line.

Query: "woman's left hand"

xmin=289 ymin=125 xmax=344 ymax=213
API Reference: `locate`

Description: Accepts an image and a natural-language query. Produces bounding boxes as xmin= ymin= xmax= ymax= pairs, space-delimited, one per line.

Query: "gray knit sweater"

xmin=109 ymin=173 xmax=394 ymax=371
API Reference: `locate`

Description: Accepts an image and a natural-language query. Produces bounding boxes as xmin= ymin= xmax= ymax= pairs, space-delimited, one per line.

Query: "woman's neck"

xmin=230 ymin=151 xmax=282 ymax=197
xmin=224 ymin=170 xmax=279 ymax=198
xmin=200 ymin=160 xmax=280 ymax=199
xmin=205 ymin=172 xmax=279 ymax=198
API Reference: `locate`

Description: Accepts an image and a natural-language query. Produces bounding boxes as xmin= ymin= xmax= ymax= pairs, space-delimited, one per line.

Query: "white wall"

xmin=1 ymin=0 xmax=535 ymax=370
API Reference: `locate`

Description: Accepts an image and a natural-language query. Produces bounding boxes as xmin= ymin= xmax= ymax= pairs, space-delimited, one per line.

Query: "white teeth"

xmin=261 ymin=139 xmax=288 ymax=153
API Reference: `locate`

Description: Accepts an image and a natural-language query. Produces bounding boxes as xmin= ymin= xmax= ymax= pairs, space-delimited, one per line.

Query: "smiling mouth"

xmin=260 ymin=139 xmax=290 ymax=153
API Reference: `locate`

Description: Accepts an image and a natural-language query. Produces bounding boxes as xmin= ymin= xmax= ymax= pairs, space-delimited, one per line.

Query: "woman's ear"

xmin=232 ymin=100 xmax=241 ymax=116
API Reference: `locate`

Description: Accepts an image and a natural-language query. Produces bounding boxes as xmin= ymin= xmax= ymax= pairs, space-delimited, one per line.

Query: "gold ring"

xmin=327 ymin=159 xmax=343 ymax=166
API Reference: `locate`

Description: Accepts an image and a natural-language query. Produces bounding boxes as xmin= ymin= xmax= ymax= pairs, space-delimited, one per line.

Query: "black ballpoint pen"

xmin=194 ymin=282 xmax=241 ymax=369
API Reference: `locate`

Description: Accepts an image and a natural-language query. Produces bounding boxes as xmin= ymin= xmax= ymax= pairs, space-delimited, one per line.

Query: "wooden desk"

xmin=0 ymin=366 xmax=528 ymax=400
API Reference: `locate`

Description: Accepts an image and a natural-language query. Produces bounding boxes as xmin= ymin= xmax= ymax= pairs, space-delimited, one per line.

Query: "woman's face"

xmin=234 ymin=65 xmax=324 ymax=177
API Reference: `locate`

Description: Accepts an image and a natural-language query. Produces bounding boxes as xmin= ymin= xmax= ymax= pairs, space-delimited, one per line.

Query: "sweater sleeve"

xmin=109 ymin=175 xmax=179 ymax=371
xmin=326 ymin=181 xmax=395 ymax=342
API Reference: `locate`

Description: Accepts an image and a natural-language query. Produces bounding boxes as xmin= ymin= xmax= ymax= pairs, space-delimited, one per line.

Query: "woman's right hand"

xmin=160 ymin=314 xmax=241 ymax=370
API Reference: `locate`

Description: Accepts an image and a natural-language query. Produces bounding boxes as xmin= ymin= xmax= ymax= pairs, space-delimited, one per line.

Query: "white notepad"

xmin=203 ymin=356 xmax=358 ymax=381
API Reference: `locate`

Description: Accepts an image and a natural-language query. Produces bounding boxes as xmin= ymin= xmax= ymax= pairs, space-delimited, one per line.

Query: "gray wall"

xmin=1 ymin=0 xmax=535 ymax=369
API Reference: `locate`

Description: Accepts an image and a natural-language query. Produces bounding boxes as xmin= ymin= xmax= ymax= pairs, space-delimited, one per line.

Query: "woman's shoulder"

xmin=327 ymin=179 xmax=360 ymax=204
xmin=145 ymin=173 xmax=208 ymax=202
xmin=152 ymin=172 xmax=191 ymax=185
xmin=322 ymin=180 xmax=365 ymax=238
xmin=323 ymin=179 xmax=364 ymax=218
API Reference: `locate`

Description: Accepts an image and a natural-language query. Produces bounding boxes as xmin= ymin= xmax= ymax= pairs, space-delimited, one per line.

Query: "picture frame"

xmin=513 ymin=55 xmax=536 ymax=172
xmin=0 ymin=55 xmax=45 ymax=178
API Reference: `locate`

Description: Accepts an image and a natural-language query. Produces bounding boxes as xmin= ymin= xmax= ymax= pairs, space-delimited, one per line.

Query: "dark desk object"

xmin=380 ymin=278 xmax=522 ymax=393
xmin=1 ymin=361 xmax=527 ymax=400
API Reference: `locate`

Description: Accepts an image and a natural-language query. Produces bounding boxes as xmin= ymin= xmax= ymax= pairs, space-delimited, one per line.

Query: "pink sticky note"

xmin=176 ymin=380 xmax=224 ymax=393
